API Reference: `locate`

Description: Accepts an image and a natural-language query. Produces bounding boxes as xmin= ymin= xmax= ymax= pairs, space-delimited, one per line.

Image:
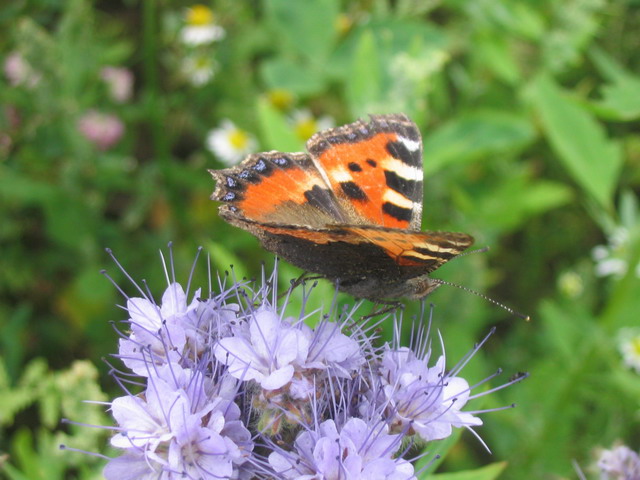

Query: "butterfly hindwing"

xmin=343 ymin=226 xmax=474 ymax=271
xmin=307 ymin=114 xmax=424 ymax=230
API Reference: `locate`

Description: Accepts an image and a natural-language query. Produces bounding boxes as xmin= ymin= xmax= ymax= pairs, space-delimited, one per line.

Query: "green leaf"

xmin=264 ymin=0 xmax=339 ymax=62
xmin=467 ymin=177 xmax=573 ymax=233
xmin=256 ymin=98 xmax=303 ymax=152
xmin=474 ymin=33 xmax=520 ymax=84
xmin=423 ymin=111 xmax=535 ymax=175
xmin=426 ymin=461 xmax=507 ymax=480
xmin=261 ymin=57 xmax=327 ymax=96
xmin=346 ymin=30 xmax=382 ymax=118
xmin=588 ymin=48 xmax=640 ymax=121
xmin=42 ymin=191 xmax=95 ymax=250
xmin=527 ymin=74 xmax=622 ymax=209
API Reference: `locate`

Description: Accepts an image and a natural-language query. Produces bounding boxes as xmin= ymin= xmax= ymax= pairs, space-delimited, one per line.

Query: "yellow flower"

xmin=186 ymin=5 xmax=214 ymax=26
xmin=266 ymin=89 xmax=295 ymax=112
xmin=289 ymin=109 xmax=334 ymax=141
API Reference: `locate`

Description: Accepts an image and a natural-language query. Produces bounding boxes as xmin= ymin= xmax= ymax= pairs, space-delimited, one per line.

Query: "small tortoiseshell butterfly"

xmin=210 ymin=113 xmax=474 ymax=301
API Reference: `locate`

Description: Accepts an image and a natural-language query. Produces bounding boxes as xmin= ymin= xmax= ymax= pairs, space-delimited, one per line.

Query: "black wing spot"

xmin=366 ymin=159 xmax=377 ymax=167
xmin=384 ymin=170 xmax=421 ymax=196
xmin=340 ymin=181 xmax=368 ymax=201
xmin=304 ymin=185 xmax=343 ymax=219
xmin=348 ymin=162 xmax=362 ymax=172
xmin=382 ymin=202 xmax=412 ymax=222
xmin=386 ymin=140 xmax=420 ymax=166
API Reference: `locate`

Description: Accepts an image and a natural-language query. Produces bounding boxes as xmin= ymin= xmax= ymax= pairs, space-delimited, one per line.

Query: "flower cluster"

xmin=97 ymin=250 xmax=525 ymax=479
xmin=177 ymin=4 xmax=225 ymax=86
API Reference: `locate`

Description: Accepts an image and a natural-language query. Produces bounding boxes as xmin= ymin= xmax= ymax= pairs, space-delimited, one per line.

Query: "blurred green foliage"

xmin=1 ymin=0 xmax=640 ymax=478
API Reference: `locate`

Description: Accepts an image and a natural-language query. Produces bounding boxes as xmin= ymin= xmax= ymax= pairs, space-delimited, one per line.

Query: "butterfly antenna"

xmin=432 ymin=278 xmax=530 ymax=321
xmin=454 ymin=245 xmax=490 ymax=258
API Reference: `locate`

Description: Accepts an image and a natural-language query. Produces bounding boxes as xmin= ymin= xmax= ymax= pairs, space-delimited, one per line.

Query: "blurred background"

xmin=1 ymin=0 xmax=640 ymax=478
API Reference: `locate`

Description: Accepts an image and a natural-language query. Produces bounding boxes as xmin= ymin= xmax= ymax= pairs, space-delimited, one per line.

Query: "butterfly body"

xmin=210 ymin=114 xmax=473 ymax=301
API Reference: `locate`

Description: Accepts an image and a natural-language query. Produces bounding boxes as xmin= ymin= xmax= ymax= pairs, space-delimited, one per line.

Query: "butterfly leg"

xmin=360 ymin=300 xmax=404 ymax=320
xmin=278 ymin=272 xmax=324 ymax=300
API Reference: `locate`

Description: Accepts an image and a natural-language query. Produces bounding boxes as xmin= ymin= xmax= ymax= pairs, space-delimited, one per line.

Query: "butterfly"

xmin=209 ymin=113 xmax=473 ymax=301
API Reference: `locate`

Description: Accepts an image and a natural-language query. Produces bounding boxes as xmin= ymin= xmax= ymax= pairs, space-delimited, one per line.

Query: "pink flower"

xmin=3 ymin=52 xmax=40 ymax=88
xmin=100 ymin=67 xmax=134 ymax=103
xmin=77 ymin=110 xmax=124 ymax=151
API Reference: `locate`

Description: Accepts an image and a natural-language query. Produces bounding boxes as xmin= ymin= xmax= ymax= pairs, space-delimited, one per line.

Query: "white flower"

xmin=182 ymin=54 xmax=217 ymax=86
xmin=592 ymin=226 xmax=640 ymax=279
xmin=180 ymin=5 xmax=225 ymax=46
xmin=289 ymin=109 xmax=334 ymax=141
xmin=618 ymin=328 xmax=640 ymax=373
xmin=206 ymin=120 xmax=257 ymax=165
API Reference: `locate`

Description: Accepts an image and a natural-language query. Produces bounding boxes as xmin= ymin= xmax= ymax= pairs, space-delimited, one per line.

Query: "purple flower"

xmin=598 ymin=444 xmax=640 ymax=479
xmin=377 ymin=346 xmax=482 ymax=441
xmin=268 ymin=417 xmax=415 ymax=479
xmin=104 ymin=362 xmax=252 ymax=479
xmin=83 ymin=248 xmax=527 ymax=478
xmin=214 ymin=306 xmax=309 ymax=390
xmin=118 ymin=283 xmax=193 ymax=376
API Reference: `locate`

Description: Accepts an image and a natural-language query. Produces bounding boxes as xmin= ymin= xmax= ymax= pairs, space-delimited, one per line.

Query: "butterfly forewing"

xmin=307 ymin=114 xmax=424 ymax=230
xmin=210 ymin=151 xmax=346 ymax=227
